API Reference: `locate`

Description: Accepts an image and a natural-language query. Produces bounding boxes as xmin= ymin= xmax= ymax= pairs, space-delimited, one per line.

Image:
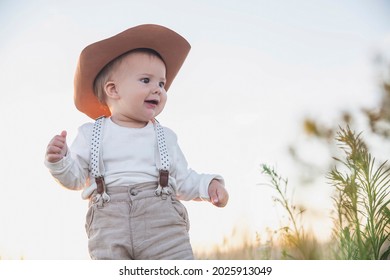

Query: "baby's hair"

xmin=93 ymin=48 xmax=164 ymax=105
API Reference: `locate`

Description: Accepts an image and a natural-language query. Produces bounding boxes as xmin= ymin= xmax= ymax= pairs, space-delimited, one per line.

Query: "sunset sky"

xmin=1 ymin=0 xmax=389 ymax=259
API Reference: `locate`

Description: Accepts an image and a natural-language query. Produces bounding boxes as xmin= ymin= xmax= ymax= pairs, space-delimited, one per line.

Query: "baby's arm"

xmin=44 ymin=125 xmax=91 ymax=190
xmin=166 ymin=128 xmax=228 ymax=206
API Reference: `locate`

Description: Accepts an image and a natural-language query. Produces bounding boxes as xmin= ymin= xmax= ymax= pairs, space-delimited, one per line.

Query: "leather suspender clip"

xmin=95 ymin=176 xmax=106 ymax=195
xmin=159 ymin=170 xmax=169 ymax=188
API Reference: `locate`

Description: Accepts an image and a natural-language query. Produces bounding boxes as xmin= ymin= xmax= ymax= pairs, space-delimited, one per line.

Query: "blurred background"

xmin=0 ymin=0 xmax=389 ymax=259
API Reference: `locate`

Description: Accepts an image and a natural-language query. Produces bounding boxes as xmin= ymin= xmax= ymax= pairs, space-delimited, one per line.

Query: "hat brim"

xmin=74 ymin=24 xmax=191 ymax=119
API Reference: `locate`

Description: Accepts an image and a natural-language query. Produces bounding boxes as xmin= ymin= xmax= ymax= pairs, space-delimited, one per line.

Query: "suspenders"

xmin=89 ymin=116 xmax=171 ymax=203
xmin=152 ymin=118 xmax=172 ymax=196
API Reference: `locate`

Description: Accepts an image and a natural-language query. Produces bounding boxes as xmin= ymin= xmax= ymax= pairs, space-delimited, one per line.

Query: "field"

xmin=197 ymin=127 xmax=390 ymax=260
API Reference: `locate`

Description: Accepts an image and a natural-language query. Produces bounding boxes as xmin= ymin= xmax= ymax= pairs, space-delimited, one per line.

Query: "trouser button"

xmin=130 ymin=189 xmax=138 ymax=196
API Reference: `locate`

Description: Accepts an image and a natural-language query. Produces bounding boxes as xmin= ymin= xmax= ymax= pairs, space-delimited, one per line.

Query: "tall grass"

xmin=328 ymin=127 xmax=390 ymax=259
xmin=198 ymin=127 xmax=390 ymax=259
xmin=261 ymin=165 xmax=324 ymax=259
xmin=260 ymin=127 xmax=390 ymax=260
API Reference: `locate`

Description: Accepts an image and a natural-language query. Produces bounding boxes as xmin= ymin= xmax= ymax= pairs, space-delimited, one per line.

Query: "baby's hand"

xmin=208 ymin=179 xmax=229 ymax=208
xmin=45 ymin=131 xmax=68 ymax=163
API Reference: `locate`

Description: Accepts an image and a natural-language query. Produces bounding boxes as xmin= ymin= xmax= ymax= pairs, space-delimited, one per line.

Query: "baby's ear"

xmin=104 ymin=81 xmax=120 ymax=99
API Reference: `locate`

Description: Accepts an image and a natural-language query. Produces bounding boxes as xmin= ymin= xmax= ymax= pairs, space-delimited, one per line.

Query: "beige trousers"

xmin=85 ymin=182 xmax=194 ymax=260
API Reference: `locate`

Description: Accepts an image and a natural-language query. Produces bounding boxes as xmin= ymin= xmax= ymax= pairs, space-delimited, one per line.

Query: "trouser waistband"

xmin=89 ymin=181 xmax=175 ymax=204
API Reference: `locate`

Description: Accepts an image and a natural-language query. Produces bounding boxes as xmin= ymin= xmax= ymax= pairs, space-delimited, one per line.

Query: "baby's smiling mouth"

xmin=145 ymin=99 xmax=159 ymax=105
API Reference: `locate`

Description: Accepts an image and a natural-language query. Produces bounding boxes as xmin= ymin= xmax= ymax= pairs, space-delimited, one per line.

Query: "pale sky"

xmin=1 ymin=0 xmax=389 ymax=259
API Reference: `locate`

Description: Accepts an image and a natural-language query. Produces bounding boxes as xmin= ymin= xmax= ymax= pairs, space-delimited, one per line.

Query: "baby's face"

xmin=108 ymin=52 xmax=167 ymax=126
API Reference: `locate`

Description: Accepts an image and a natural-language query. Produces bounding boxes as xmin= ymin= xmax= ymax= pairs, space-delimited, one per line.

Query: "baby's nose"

xmin=152 ymin=85 xmax=162 ymax=95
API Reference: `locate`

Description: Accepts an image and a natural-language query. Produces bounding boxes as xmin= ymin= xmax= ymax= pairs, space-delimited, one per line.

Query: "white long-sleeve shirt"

xmin=45 ymin=118 xmax=223 ymax=201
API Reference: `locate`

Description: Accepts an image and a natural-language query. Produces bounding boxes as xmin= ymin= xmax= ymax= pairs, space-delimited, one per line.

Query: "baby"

xmin=45 ymin=24 xmax=228 ymax=260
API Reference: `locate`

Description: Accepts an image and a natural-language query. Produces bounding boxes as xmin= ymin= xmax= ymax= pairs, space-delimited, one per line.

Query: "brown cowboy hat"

xmin=74 ymin=24 xmax=191 ymax=119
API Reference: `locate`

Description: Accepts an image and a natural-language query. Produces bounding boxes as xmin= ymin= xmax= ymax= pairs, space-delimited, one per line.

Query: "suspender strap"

xmin=152 ymin=119 xmax=172 ymax=196
xmin=90 ymin=116 xmax=110 ymax=203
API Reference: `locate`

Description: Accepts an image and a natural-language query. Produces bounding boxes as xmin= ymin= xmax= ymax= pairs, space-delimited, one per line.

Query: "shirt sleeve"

xmin=167 ymin=128 xmax=225 ymax=201
xmin=44 ymin=123 xmax=92 ymax=190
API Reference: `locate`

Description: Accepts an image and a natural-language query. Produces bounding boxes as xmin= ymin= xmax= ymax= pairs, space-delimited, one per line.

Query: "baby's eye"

xmin=159 ymin=81 xmax=165 ymax=88
xmin=140 ymin=78 xmax=150 ymax=84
